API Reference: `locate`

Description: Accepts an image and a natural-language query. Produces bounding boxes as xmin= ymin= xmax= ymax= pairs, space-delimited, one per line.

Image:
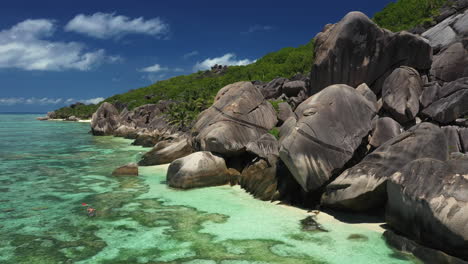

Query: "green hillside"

xmin=54 ymin=40 xmax=315 ymax=124
xmin=373 ymin=0 xmax=447 ymax=32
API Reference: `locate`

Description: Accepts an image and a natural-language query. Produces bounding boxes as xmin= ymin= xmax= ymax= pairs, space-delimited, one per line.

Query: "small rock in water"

xmin=300 ymin=216 xmax=328 ymax=232
xmin=347 ymin=233 xmax=369 ymax=241
xmin=112 ymin=163 xmax=138 ymax=176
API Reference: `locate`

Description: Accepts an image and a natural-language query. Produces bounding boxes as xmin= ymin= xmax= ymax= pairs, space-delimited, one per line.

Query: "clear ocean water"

xmin=0 ymin=114 xmax=418 ymax=264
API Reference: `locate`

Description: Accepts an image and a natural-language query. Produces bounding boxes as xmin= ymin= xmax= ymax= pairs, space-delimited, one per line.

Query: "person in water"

xmin=87 ymin=207 xmax=96 ymax=217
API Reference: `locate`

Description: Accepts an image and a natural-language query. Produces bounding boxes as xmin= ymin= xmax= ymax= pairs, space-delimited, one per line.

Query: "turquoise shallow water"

xmin=0 ymin=114 xmax=418 ymax=264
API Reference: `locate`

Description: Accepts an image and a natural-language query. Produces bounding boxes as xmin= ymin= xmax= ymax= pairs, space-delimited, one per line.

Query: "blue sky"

xmin=0 ymin=0 xmax=391 ymax=112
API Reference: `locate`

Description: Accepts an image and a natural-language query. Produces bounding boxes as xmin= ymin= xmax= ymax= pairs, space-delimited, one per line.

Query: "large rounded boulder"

xmin=90 ymin=102 xmax=121 ymax=136
xmin=310 ymin=11 xmax=432 ymax=95
xmin=382 ymin=66 xmax=423 ymax=124
xmin=431 ymin=41 xmax=468 ymax=82
xmin=321 ymin=123 xmax=448 ymax=211
xmin=279 ymin=84 xmax=376 ymax=193
xmin=167 ymin=151 xmax=229 ymax=189
xmin=192 ymin=82 xmax=277 ymax=156
xmin=386 ymin=158 xmax=468 ymax=261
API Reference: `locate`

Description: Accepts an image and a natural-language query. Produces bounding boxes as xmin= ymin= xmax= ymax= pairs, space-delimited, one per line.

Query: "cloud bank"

xmin=65 ymin=12 xmax=169 ymax=39
xmin=193 ymin=53 xmax=255 ymax=71
xmin=0 ymin=19 xmax=117 ymax=71
xmin=0 ymin=97 xmax=105 ymax=106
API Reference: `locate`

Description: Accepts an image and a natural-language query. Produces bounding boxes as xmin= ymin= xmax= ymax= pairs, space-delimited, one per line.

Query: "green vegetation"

xmin=269 ymin=127 xmax=280 ymax=139
xmin=53 ymin=104 xmax=98 ymax=119
xmin=55 ymin=40 xmax=314 ymax=125
xmin=373 ymin=0 xmax=447 ymax=32
xmin=269 ymin=99 xmax=286 ymax=113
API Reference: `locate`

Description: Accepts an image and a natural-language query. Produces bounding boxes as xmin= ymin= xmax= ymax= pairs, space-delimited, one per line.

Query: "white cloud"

xmin=0 ymin=19 xmax=116 ymax=71
xmin=0 ymin=97 xmax=105 ymax=105
xmin=243 ymin=25 xmax=274 ymax=34
xmin=65 ymin=12 xmax=169 ymax=39
xmin=0 ymin=97 xmax=63 ymax=105
xmin=139 ymin=63 xmax=168 ymax=73
xmin=193 ymin=53 xmax=255 ymax=71
xmin=81 ymin=97 xmax=105 ymax=105
xmin=183 ymin=50 xmax=198 ymax=59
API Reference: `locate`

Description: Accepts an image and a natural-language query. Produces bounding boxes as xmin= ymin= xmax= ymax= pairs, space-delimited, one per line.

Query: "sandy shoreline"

xmin=45 ymin=118 xmax=91 ymax=123
xmin=146 ymin=163 xmax=386 ymax=234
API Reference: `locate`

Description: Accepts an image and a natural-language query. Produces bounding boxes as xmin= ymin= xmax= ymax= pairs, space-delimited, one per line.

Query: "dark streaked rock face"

xmin=192 ymin=81 xmax=277 ymax=157
xmin=421 ymin=78 xmax=468 ymax=124
xmin=91 ymin=102 xmax=120 ymax=136
xmin=386 ymin=158 xmax=468 ymax=261
xmin=282 ymin=80 xmax=306 ymax=97
xmin=112 ymin=163 xmax=138 ymax=176
xmin=310 ymin=11 xmax=432 ymax=96
xmin=138 ymin=138 xmax=192 ymax=166
xmin=279 ymin=84 xmax=376 ymax=193
xmin=369 ymin=117 xmax=402 ymax=148
xmin=166 ymin=151 xmax=229 ymax=189
xmin=240 ymin=158 xmax=279 ymax=201
xmin=241 ymin=134 xmax=281 ymax=201
xmin=255 ymin=77 xmax=288 ymax=99
xmin=382 ymin=66 xmax=423 ymax=123
xmin=321 ymin=123 xmax=448 ymax=211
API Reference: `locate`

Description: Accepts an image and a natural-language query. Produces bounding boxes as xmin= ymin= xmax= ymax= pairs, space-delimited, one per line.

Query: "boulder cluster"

xmin=90 ymin=6 xmax=468 ymax=262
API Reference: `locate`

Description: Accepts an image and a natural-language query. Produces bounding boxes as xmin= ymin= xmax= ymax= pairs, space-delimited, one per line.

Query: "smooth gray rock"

xmin=422 ymin=78 xmax=468 ymax=124
xmin=167 ymin=151 xmax=229 ymax=189
xmin=431 ymin=42 xmax=468 ymax=82
xmin=422 ymin=9 xmax=468 ymax=50
xmin=192 ymin=82 xmax=277 ymax=156
xmin=91 ymin=102 xmax=120 ymax=136
xmin=310 ymin=11 xmax=432 ymax=95
xmin=386 ymin=158 xmax=468 ymax=261
xmin=369 ymin=117 xmax=402 ymax=148
xmin=277 ymin=102 xmax=294 ymax=125
xmin=356 ymin=83 xmax=378 ymax=110
xmin=442 ymin=126 xmax=463 ymax=153
xmin=138 ymin=138 xmax=193 ymax=166
xmin=283 ymin=81 xmax=306 ymax=97
xmin=382 ymin=66 xmax=423 ymax=123
xmin=322 ymin=123 xmax=448 ymax=211
xmin=279 ymin=84 xmax=376 ymax=193
xmin=113 ymin=125 xmax=139 ymax=139
xmin=420 ymin=82 xmax=441 ymax=108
